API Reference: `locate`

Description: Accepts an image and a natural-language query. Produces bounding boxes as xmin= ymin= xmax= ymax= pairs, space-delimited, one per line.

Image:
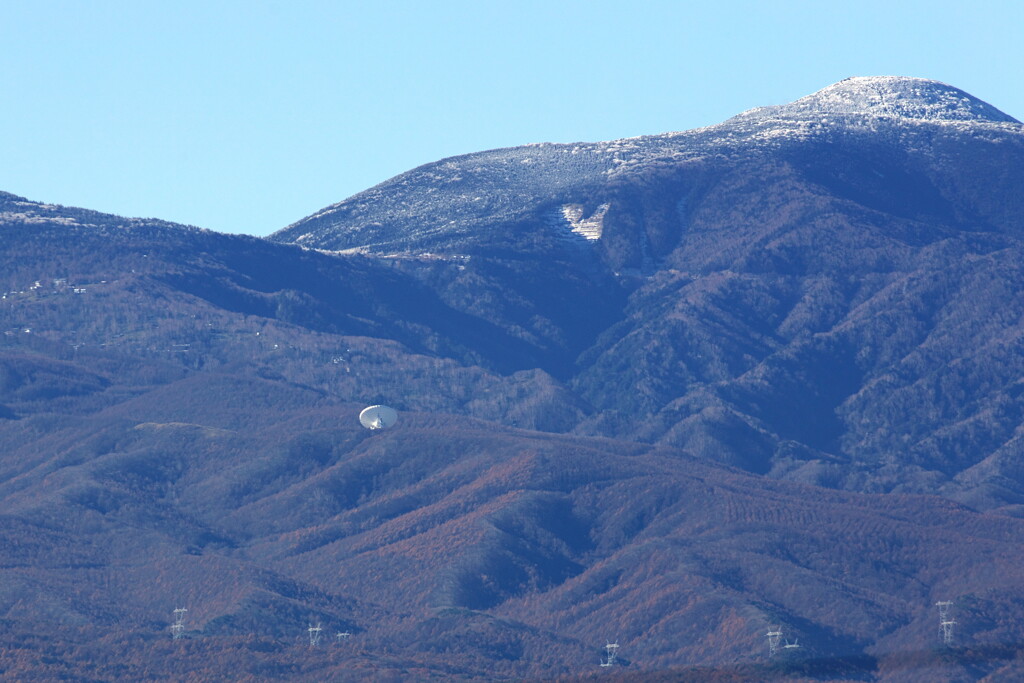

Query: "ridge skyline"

xmin=4 ymin=61 xmax=1024 ymax=678
xmin=3 ymin=76 xmax=1019 ymax=243
xmin=270 ymin=75 xmax=1023 ymax=256
xmin=5 ymin=0 xmax=1021 ymax=237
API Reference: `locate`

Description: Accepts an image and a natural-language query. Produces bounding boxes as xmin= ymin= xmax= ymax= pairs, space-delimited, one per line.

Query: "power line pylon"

xmin=936 ymin=601 xmax=956 ymax=647
xmin=171 ymin=607 xmax=187 ymax=640
xmin=599 ymin=641 xmax=619 ymax=667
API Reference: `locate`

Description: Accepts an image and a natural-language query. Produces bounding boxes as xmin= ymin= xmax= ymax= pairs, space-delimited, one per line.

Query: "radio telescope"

xmin=359 ymin=405 xmax=398 ymax=430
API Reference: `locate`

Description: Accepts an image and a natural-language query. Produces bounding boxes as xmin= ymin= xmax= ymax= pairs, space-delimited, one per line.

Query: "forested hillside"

xmin=2 ymin=77 xmax=1024 ymax=680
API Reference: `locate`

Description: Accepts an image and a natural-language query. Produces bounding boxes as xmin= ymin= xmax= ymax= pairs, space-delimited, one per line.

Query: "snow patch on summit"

xmin=734 ymin=76 xmax=1020 ymax=126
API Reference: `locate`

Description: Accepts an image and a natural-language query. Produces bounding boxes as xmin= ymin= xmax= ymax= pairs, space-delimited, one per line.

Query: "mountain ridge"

xmin=271 ymin=76 xmax=1021 ymax=255
xmin=3 ymin=76 xmax=1024 ymax=679
xmin=262 ymin=77 xmax=1024 ymax=515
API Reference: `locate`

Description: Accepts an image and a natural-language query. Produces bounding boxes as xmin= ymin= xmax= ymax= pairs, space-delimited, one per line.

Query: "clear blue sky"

xmin=1 ymin=0 xmax=1021 ymax=236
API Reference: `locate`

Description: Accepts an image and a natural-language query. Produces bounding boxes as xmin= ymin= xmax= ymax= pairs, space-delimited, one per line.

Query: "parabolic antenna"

xmin=359 ymin=405 xmax=398 ymax=430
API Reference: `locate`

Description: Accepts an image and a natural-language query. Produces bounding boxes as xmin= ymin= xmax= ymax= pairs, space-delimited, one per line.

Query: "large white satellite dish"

xmin=359 ymin=405 xmax=398 ymax=430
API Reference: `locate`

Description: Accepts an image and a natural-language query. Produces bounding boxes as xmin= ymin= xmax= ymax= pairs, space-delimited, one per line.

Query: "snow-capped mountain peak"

xmin=272 ymin=77 xmax=1021 ymax=254
xmin=733 ymin=76 xmax=1020 ymax=125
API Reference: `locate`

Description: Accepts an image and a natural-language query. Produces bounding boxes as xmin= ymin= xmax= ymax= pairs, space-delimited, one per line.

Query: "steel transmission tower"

xmin=599 ymin=641 xmax=619 ymax=667
xmin=936 ymin=601 xmax=956 ymax=647
xmin=171 ymin=607 xmax=187 ymax=640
